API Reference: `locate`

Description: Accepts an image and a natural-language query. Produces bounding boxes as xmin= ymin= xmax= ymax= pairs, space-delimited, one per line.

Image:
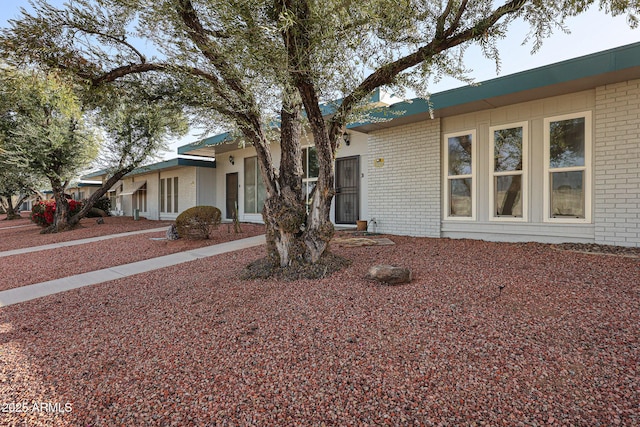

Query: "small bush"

xmin=86 ymin=197 xmax=111 ymax=217
xmin=175 ymin=206 xmax=222 ymax=240
xmin=31 ymin=199 xmax=82 ymax=227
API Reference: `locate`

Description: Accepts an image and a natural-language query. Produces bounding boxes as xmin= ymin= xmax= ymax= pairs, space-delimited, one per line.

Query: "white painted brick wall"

xmin=594 ymin=79 xmax=640 ymax=247
xmin=367 ymin=119 xmax=441 ymax=237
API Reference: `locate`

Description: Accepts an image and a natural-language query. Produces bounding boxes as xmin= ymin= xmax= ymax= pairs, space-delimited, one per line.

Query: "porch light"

xmin=229 ymin=155 xmax=235 ymax=165
xmin=343 ymin=133 xmax=351 ymax=146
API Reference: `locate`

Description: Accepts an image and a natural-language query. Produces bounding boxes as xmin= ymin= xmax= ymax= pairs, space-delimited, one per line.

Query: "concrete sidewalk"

xmin=0 ymin=234 xmax=265 ymax=307
xmin=0 ymin=227 xmax=169 ymax=258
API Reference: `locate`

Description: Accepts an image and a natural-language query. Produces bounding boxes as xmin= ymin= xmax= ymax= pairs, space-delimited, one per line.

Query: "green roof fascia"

xmin=177 ymin=131 xmax=235 ymax=155
xmin=349 ymin=41 xmax=640 ymax=127
xmin=82 ymin=158 xmax=216 ymax=180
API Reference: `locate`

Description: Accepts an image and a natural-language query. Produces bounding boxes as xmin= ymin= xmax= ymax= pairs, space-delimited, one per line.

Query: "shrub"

xmin=175 ymin=205 xmax=222 ymax=240
xmin=86 ymin=197 xmax=111 ymax=217
xmin=31 ymin=199 xmax=82 ymax=227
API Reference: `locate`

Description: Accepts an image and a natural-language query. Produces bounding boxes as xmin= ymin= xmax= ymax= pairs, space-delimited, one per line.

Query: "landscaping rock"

xmin=166 ymin=224 xmax=180 ymax=240
xmin=366 ymin=265 xmax=412 ymax=285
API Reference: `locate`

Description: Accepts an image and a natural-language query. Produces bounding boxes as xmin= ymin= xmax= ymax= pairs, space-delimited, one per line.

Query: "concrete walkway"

xmin=0 ymin=227 xmax=169 ymax=258
xmin=0 ymin=234 xmax=265 ymax=307
xmin=0 ymin=224 xmax=33 ymax=230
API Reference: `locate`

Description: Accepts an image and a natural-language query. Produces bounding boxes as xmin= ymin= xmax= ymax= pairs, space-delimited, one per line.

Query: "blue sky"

xmin=2 ymin=1 xmax=639 ymax=154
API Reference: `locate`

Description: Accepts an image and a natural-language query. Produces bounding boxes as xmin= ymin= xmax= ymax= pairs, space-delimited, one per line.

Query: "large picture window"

xmin=244 ymin=157 xmax=266 ymax=214
xmin=444 ymin=130 xmax=476 ymax=219
xmin=490 ymin=122 xmax=528 ymax=220
xmin=544 ymin=112 xmax=591 ymax=222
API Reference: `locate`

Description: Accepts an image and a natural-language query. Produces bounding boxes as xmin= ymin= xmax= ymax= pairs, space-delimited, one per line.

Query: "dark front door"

xmin=226 ymin=173 xmax=238 ymax=220
xmin=335 ymin=156 xmax=360 ymax=224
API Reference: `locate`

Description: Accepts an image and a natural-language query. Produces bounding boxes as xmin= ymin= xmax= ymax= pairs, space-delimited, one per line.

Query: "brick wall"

xmin=367 ymin=119 xmax=441 ymax=237
xmin=594 ymin=79 xmax=640 ymax=247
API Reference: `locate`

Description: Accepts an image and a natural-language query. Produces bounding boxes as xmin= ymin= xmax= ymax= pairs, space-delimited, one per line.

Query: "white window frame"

xmin=160 ymin=177 xmax=179 ymax=214
xmin=489 ymin=121 xmax=528 ymax=222
xmin=302 ymin=146 xmax=319 ymax=210
xmin=443 ymin=130 xmax=477 ymax=221
xmin=543 ymin=111 xmax=592 ymax=224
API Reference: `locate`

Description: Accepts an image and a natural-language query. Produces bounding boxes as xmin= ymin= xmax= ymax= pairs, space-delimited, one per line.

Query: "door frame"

xmin=335 ymin=155 xmax=360 ymax=224
xmin=225 ymin=172 xmax=239 ymax=220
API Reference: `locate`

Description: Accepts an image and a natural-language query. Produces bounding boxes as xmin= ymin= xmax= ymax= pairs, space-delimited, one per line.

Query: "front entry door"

xmin=335 ymin=156 xmax=360 ymax=224
xmin=226 ymin=173 xmax=238 ymax=220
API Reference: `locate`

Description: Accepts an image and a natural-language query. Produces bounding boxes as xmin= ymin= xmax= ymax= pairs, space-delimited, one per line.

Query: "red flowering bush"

xmin=31 ymin=199 xmax=82 ymax=227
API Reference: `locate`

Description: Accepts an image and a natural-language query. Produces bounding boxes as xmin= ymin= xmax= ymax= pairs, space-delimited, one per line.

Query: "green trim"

xmin=177 ymin=132 xmax=235 ymax=155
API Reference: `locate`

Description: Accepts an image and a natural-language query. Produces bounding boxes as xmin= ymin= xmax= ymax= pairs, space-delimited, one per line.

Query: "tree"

xmin=2 ymin=0 xmax=637 ymax=267
xmin=0 ymin=161 xmax=41 ymax=220
xmin=0 ymin=78 xmax=42 ymax=220
xmin=0 ymin=68 xmax=99 ymax=231
xmin=67 ymin=90 xmax=188 ymax=227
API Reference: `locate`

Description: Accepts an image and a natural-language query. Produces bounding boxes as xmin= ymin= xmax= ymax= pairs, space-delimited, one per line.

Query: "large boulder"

xmin=366 ymin=265 xmax=412 ymax=285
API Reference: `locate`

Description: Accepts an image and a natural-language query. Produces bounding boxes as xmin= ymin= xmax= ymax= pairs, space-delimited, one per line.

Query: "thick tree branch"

xmin=329 ymin=0 xmax=528 ymax=140
xmin=91 ymin=63 xmax=166 ymax=85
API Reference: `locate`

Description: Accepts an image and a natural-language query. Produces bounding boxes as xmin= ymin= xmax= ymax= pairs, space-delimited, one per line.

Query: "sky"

xmin=2 ymin=0 xmax=639 ymax=158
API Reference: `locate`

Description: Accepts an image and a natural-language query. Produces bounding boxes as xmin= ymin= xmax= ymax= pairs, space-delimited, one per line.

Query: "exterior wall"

xmin=213 ymin=144 xmax=283 ymax=223
xmin=67 ymin=186 xmax=100 ymax=201
xmin=368 ymin=119 xmax=441 ymax=237
xmin=159 ymin=167 xmax=196 ymax=220
xmin=594 ymin=79 xmax=640 ymax=247
xmin=196 ymin=167 xmax=216 ymax=206
xmin=440 ymin=90 xmax=596 ymax=243
xmin=211 ymin=131 xmax=369 ymax=225
xmin=108 ymin=166 xmax=213 ymax=220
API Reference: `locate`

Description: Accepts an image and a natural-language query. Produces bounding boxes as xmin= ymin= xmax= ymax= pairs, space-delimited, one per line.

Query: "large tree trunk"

xmin=2 ymin=196 xmax=20 ymax=220
xmin=44 ymin=179 xmax=70 ymax=233
xmin=260 ymin=92 xmax=308 ymax=267
xmin=67 ymin=166 xmax=135 ymax=228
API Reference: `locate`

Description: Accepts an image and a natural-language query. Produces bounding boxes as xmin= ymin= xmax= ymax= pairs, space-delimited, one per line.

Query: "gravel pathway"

xmin=1 ymin=236 xmax=638 ymax=426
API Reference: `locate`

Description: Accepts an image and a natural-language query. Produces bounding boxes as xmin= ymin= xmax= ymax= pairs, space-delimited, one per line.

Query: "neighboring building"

xmin=66 ymin=181 xmax=102 ymax=201
xmin=84 ymin=42 xmax=640 ymax=247
xmin=83 ymin=158 xmax=216 ymax=220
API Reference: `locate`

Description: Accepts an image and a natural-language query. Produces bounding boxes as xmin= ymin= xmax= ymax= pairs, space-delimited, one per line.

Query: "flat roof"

xmin=82 ymin=157 xmax=216 ymax=180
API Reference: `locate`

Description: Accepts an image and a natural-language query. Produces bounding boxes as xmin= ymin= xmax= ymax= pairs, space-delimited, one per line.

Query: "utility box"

xmin=133 ymin=208 xmax=140 ymax=221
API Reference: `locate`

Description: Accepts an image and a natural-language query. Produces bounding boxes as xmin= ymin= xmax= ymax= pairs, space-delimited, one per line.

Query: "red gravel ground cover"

xmin=0 ymin=236 xmax=638 ymax=426
xmin=0 ymin=223 xmax=265 ymax=291
xmin=0 ymin=214 xmax=175 ymax=252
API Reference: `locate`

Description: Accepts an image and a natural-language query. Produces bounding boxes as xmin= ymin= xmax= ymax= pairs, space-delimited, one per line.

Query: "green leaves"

xmin=0 ymin=68 xmax=99 ymax=184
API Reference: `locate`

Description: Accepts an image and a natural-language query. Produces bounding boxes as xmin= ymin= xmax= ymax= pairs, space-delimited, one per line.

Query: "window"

xmin=302 ymin=146 xmax=319 ymax=209
xmin=135 ymin=183 xmax=147 ymax=212
xmin=543 ymin=112 xmax=591 ymax=222
xmin=244 ymin=157 xmax=266 ymax=214
xmin=160 ymin=177 xmax=179 ymax=213
xmin=490 ymin=122 xmax=528 ymax=220
xmin=444 ymin=130 xmax=476 ymax=219
xmin=173 ymin=177 xmax=179 ymax=213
